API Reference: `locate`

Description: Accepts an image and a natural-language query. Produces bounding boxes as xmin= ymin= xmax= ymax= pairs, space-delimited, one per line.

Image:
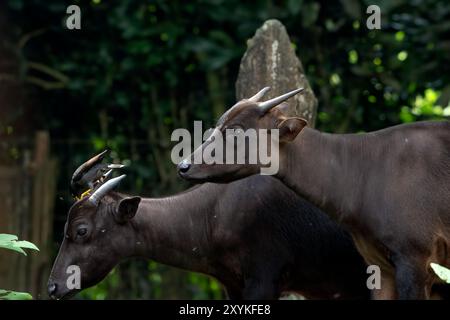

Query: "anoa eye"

xmin=234 ymin=128 xmax=245 ymax=135
xmin=76 ymin=226 xmax=88 ymax=237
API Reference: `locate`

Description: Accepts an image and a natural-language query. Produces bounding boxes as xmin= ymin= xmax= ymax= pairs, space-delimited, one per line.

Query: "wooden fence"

xmin=0 ymin=131 xmax=57 ymax=299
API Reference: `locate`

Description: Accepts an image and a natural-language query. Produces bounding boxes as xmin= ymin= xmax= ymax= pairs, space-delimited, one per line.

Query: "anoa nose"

xmin=177 ymin=160 xmax=191 ymax=174
xmin=48 ymin=282 xmax=57 ymax=297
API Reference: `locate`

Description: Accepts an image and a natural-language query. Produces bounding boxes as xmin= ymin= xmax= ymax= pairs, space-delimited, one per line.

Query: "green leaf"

xmin=2 ymin=245 xmax=27 ymax=256
xmin=14 ymin=240 xmax=39 ymax=251
xmin=0 ymin=289 xmax=33 ymax=300
xmin=0 ymin=234 xmax=18 ymax=242
xmin=0 ymin=234 xmax=39 ymax=255
xmin=430 ymin=263 xmax=450 ymax=283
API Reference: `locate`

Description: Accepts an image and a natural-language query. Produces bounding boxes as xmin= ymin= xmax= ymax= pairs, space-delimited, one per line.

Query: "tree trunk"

xmin=236 ymin=19 xmax=317 ymax=126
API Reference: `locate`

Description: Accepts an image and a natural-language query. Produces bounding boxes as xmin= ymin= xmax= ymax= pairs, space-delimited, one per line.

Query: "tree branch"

xmin=27 ymin=61 xmax=69 ymax=84
xmin=18 ymin=29 xmax=46 ymax=50
xmin=25 ymin=76 xmax=66 ymax=90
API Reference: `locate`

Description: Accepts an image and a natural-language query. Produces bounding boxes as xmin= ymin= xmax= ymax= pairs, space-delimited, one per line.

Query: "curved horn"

xmin=107 ymin=164 xmax=125 ymax=169
xmin=71 ymin=150 xmax=109 ymax=194
xmin=257 ymin=88 xmax=305 ymax=113
xmin=88 ymin=174 xmax=126 ymax=205
xmin=248 ymin=86 xmax=271 ymax=102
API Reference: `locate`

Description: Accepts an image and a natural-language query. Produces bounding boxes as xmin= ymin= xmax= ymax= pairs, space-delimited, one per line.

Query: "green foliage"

xmin=0 ymin=234 xmax=39 ymax=300
xmin=0 ymin=234 xmax=39 ymax=256
xmin=3 ymin=0 xmax=450 ymax=299
xmin=0 ymin=290 xmax=33 ymax=300
xmin=430 ymin=263 xmax=450 ymax=284
xmin=79 ymin=269 xmax=120 ymax=300
xmin=400 ymin=89 xmax=450 ymax=123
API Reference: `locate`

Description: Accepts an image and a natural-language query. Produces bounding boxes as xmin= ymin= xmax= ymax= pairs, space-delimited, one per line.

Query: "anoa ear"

xmin=114 ymin=196 xmax=141 ymax=223
xmin=274 ymin=102 xmax=291 ymax=115
xmin=277 ymin=117 xmax=308 ymax=142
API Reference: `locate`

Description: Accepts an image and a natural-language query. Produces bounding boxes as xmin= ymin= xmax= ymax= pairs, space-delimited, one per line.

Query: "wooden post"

xmin=29 ymin=131 xmax=57 ymax=299
xmin=236 ymin=19 xmax=318 ymax=126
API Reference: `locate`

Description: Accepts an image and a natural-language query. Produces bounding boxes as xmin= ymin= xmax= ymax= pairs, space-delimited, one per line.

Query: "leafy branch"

xmin=0 ymin=234 xmax=39 ymax=300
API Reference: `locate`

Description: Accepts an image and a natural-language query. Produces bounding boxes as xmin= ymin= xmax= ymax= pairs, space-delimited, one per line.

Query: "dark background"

xmin=0 ymin=0 xmax=449 ymax=299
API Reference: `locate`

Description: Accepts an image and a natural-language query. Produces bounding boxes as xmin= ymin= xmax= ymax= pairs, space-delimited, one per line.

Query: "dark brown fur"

xmin=48 ymin=175 xmax=370 ymax=300
xmin=179 ymin=98 xmax=450 ymax=299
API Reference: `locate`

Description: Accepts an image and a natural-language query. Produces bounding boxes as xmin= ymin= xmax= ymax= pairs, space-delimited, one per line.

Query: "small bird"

xmin=70 ymin=149 xmax=124 ymax=199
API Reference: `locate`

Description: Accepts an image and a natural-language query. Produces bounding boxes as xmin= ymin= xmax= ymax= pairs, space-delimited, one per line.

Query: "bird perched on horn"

xmin=70 ymin=149 xmax=125 ymax=199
